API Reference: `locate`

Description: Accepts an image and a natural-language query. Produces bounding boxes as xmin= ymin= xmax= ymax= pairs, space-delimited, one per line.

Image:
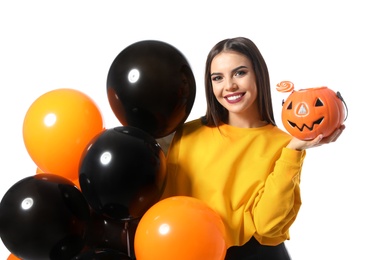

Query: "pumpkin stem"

xmin=336 ymin=91 xmax=348 ymax=122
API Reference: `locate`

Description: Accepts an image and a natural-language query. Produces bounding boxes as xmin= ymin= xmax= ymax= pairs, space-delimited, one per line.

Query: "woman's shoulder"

xmin=179 ymin=117 xmax=211 ymax=137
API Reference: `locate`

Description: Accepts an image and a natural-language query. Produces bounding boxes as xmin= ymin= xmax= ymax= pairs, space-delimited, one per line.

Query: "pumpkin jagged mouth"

xmin=287 ymin=117 xmax=324 ymax=132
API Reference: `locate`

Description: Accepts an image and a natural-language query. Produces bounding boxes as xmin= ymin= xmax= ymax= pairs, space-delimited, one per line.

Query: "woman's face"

xmin=210 ymin=51 xmax=259 ymax=124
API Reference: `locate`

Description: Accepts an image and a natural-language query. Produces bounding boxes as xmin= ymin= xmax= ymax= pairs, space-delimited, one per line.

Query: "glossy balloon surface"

xmin=134 ymin=196 xmax=227 ymax=260
xmin=23 ymin=88 xmax=105 ymax=181
xmin=7 ymin=254 xmax=21 ymax=260
xmin=0 ymin=174 xmax=90 ymax=260
xmin=79 ymin=126 xmax=166 ymax=221
xmin=106 ymin=40 xmax=196 ymax=138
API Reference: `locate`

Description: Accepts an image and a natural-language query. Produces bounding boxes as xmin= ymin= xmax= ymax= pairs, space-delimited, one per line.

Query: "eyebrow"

xmin=210 ymin=65 xmax=249 ymax=77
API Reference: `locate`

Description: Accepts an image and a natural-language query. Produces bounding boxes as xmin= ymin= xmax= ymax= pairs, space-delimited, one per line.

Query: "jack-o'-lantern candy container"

xmin=276 ymin=81 xmax=347 ymax=140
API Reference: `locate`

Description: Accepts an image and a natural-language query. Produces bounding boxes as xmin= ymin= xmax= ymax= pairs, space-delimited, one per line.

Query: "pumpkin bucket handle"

xmin=336 ymin=91 xmax=348 ymax=122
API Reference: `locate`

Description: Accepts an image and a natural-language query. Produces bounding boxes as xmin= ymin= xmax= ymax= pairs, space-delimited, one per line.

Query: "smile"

xmin=225 ymin=93 xmax=245 ymax=103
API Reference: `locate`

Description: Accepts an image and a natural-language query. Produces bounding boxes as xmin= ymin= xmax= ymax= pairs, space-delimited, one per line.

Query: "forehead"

xmin=211 ymin=51 xmax=251 ymax=71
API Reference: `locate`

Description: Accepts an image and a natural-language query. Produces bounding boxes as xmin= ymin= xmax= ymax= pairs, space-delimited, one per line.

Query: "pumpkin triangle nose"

xmin=297 ymin=103 xmax=308 ymax=115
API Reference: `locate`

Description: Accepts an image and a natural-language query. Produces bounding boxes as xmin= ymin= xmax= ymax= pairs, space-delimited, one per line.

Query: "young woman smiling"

xmin=161 ymin=37 xmax=344 ymax=260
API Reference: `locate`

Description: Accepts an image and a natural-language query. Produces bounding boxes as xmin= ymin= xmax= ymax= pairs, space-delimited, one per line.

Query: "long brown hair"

xmin=201 ymin=37 xmax=276 ymax=127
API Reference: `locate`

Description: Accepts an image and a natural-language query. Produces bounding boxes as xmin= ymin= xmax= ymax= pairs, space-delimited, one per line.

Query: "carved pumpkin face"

xmin=281 ymin=86 xmax=345 ymax=140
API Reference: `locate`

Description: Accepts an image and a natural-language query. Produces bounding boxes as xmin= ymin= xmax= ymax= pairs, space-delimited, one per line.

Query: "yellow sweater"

xmin=162 ymin=118 xmax=306 ymax=248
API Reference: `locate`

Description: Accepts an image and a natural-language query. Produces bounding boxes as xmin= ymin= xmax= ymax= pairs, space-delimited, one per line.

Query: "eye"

xmin=286 ymin=101 xmax=293 ymax=110
xmin=211 ymin=75 xmax=222 ymax=82
xmin=315 ymin=98 xmax=324 ymax=107
xmin=235 ymin=70 xmax=247 ymax=77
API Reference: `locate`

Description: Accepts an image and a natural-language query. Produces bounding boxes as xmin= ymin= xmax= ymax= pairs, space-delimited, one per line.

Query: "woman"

xmin=161 ymin=37 xmax=344 ymax=259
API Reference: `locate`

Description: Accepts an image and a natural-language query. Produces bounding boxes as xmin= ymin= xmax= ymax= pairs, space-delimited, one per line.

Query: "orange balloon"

xmin=134 ymin=196 xmax=227 ymax=260
xmin=7 ymin=254 xmax=21 ymax=260
xmin=23 ymin=88 xmax=104 ymax=182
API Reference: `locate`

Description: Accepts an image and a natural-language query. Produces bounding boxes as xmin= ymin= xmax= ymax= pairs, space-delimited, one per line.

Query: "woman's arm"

xmin=251 ymin=148 xmax=305 ymax=245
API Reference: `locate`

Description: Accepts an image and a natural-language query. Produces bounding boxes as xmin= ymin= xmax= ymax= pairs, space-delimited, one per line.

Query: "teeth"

xmin=227 ymin=94 xmax=242 ymax=101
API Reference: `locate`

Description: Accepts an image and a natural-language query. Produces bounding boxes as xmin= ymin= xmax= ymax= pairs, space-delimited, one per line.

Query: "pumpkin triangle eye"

xmin=286 ymin=102 xmax=292 ymax=110
xmin=315 ymin=98 xmax=324 ymax=107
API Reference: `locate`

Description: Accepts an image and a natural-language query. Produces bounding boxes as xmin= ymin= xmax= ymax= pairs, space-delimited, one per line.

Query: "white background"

xmin=1 ymin=1 xmax=389 ymax=259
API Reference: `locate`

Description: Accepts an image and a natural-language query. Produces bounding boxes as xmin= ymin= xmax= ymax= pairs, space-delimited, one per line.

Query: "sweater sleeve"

xmin=252 ymin=147 xmax=306 ymax=245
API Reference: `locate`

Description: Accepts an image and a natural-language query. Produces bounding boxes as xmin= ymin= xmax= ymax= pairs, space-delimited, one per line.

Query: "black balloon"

xmin=106 ymin=40 xmax=196 ymax=138
xmin=79 ymin=126 xmax=166 ymax=221
xmin=84 ymin=209 xmax=140 ymax=257
xmin=72 ymin=248 xmax=132 ymax=260
xmin=0 ymin=174 xmax=90 ymax=260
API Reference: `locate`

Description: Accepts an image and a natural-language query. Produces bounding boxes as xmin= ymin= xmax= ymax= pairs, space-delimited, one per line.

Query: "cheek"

xmin=212 ymin=84 xmax=224 ymax=98
xmin=246 ymin=84 xmax=258 ymax=104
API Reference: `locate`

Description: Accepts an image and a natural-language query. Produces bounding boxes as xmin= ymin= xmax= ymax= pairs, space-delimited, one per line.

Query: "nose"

xmin=226 ymin=80 xmax=238 ymax=92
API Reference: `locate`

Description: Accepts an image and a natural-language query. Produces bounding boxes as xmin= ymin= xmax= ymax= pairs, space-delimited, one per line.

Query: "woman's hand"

xmin=286 ymin=124 xmax=346 ymax=151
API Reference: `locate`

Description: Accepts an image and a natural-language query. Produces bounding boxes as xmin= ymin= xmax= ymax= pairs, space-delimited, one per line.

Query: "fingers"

xmin=310 ymin=134 xmax=323 ymax=147
xmin=331 ymin=124 xmax=345 ymax=142
xmin=320 ymin=124 xmax=345 ymax=144
xmin=288 ymin=125 xmax=345 ymax=150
